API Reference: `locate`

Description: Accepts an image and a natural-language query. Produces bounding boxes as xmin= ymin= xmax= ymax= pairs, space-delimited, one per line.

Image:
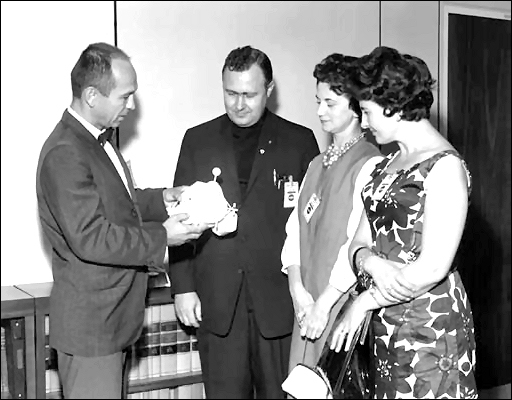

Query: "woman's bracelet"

xmin=353 ymin=246 xmax=374 ymax=273
xmin=353 ymin=246 xmax=376 ymax=289
xmin=352 ymin=246 xmax=367 ymax=270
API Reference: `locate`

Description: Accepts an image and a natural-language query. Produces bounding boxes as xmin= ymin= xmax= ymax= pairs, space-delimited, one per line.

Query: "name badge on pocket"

xmin=303 ymin=193 xmax=321 ymax=223
xmin=284 ymin=177 xmax=299 ymax=208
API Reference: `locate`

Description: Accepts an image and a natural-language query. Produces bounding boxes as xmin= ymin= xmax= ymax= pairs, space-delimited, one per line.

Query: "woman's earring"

xmin=383 ymin=108 xmax=393 ymax=117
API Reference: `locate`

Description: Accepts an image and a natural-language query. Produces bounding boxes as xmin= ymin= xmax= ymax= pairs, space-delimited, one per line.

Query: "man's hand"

xmin=174 ymin=292 xmax=202 ymax=328
xmin=163 ymin=213 xmax=213 ymax=246
xmin=163 ymin=186 xmax=188 ymax=207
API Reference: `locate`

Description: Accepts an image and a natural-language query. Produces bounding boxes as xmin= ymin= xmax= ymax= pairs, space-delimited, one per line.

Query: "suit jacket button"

xmin=131 ymin=208 xmax=137 ymax=217
xmin=237 ymin=268 xmax=243 ymax=274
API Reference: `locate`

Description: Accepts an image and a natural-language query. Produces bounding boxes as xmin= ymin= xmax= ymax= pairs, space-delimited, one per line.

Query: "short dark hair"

xmin=71 ymin=42 xmax=131 ymax=98
xmin=222 ymin=45 xmax=273 ymax=87
xmin=351 ymin=46 xmax=436 ymax=121
xmin=313 ymin=53 xmax=362 ymax=121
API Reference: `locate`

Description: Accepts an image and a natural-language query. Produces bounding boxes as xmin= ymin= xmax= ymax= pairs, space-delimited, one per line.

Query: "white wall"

xmin=0 ymin=1 xmax=114 ymax=285
xmin=116 ymin=1 xmax=379 ymax=189
xmin=2 ymin=0 xmax=508 ymax=286
xmin=381 ymin=1 xmax=440 ymax=128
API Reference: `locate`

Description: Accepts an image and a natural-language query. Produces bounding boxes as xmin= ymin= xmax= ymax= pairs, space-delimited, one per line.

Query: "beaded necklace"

xmin=322 ymin=132 xmax=365 ymax=168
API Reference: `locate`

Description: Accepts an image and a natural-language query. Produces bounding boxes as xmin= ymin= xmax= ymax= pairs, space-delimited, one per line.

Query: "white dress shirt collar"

xmin=67 ymin=106 xmax=105 ymax=140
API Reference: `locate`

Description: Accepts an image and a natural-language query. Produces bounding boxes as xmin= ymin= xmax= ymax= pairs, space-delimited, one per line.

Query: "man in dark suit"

xmin=170 ymin=45 xmax=320 ymax=398
xmin=35 ymin=42 xmax=211 ymax=399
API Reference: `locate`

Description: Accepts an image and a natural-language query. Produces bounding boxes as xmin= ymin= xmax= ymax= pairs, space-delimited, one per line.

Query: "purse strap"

xmin=301 ymin=338 xmax=308 ymax=363
xmin=333 ymin=310 xmax=372 ymax=394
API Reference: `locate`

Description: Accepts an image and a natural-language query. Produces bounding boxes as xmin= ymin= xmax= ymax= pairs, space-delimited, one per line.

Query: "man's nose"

xmin=235 ymin=95 xmax=246 ymax=109
xmin=127 ymin=94 xmax=136 ymax=111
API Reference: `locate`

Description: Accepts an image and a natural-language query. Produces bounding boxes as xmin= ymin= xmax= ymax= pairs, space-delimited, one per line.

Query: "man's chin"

xmin=229 ymin=115 xmax=255 ymax=128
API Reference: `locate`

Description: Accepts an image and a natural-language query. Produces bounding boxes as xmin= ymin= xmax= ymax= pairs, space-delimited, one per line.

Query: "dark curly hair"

xmin=313 ymin=53 xmax=362 ymax=121
xmin=71 ymin=42 xmax=131 ymax=98
xmin=350 ymin=46 xmax=436 ymax=121
xmin=222 ymin=45 xmax=273 ymax=88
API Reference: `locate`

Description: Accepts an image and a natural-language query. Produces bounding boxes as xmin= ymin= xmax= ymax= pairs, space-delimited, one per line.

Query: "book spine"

xmin=138 ymin=308 xmax=151 ymax=380
xmin=190 ymin=332 xmax=201 ymax=372
xmin=177 ymin=383 xmax=192 ymax=398
xmin=128 ymin=343 xmax=140 ymax=383
xmin=148 ymin=305 xmax=161 ymax=379
xmin=190 ymin=382 xmax=204 ymax=399
xmin=159 ymin=303 xmax=177 ymax=376
xmin=176 ymin=327 xmax=191 ymax=374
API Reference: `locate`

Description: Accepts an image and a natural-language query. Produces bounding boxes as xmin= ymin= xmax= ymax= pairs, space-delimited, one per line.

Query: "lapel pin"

xmin=212 ymin=167 xmax=221 ymax=182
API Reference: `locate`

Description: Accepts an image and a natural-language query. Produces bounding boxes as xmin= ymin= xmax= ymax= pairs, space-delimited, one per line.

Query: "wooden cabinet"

xmin=1 ymin=283 xmax=202 ymax=399
xmin=1 ymin=286 xmax=37 ymax=399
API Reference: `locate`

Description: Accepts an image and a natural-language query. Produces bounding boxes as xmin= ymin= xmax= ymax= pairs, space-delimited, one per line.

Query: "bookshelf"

xmin=1 ymin=286 xmax=37 ymax=399
xmin=10 ymin=282 xmax=203 ymax=399
xmin=127 ymin=286 xmax=203 ymax=397
xmin=14 ymin=283 xmax=54 ymax=399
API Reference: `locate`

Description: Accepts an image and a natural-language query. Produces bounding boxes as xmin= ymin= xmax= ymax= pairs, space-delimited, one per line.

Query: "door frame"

xmin=438 ymin=1 xmax=510 ymax=137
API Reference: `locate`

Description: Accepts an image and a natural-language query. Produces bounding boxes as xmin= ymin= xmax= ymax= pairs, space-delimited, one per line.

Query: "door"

xmin=443 ymin=9 xmax=511 ymax=390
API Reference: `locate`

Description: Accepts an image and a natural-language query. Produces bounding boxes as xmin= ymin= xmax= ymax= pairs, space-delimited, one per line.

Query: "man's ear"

xmin=83 ymin=86 xmax=98 ymax=108
xmin=266 ymin=80 xmax=275 ymax=98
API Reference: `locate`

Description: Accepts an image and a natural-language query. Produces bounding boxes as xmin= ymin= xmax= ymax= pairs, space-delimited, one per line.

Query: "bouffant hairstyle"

xmin=313 ymin=53 xmax=362 ymax=121
xmin=350 ymin=46 xmax=436 ymax=121
xmin=222 ymin=45 xmax=273 ymax=88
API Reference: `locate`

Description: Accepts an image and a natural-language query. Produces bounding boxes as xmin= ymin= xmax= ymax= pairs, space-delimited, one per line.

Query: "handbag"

xmin=281 ymin=362 xmax=333 ymax=399
xmin=282 ymin=290 xmax=374 ymax=399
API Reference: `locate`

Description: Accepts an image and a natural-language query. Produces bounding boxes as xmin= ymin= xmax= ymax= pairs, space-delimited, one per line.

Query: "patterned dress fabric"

xmin=361 ymin=150 xmax=477 ymax=399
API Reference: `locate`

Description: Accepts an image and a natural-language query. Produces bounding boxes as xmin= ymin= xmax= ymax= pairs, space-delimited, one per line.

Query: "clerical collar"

xmin=231 ymin=108 xmax=268 ymax=133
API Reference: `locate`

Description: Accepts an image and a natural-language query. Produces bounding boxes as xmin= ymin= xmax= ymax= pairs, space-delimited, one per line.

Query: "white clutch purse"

xmin=282 ymin=363 xmax=333 ymax=399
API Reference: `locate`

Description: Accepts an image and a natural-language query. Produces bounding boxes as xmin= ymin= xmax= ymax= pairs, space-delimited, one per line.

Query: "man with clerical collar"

xmin=170 ymin=45 xmax=319 ymax=398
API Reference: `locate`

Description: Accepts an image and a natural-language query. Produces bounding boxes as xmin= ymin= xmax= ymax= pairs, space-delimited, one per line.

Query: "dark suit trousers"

xmin=56 ymin=349 xmax=129 ymax=399
xmin=197 ymin=274 xmax=291 ymax=399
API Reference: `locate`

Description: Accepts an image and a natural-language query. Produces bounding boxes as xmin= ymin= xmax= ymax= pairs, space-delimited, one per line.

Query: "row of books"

xmin=44 ymin=303 xmax=201 ymax=397
xmin=127 ymin=383 xmax=205 ymax=399
xmin=128 ymin=304 xmax=201 ymax=382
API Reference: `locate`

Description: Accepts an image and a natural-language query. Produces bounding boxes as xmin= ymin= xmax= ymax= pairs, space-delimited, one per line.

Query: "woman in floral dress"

xmin=329 ymin=46 xmax=478 ymax=398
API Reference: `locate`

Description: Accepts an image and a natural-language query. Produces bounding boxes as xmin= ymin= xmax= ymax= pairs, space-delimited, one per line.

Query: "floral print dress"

xmin=361 ymin=150 xmax=477 ymax=399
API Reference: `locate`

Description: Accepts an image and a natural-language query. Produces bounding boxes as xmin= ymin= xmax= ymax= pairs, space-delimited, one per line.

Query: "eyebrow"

xmin=226 ymin=89 xmax=256 ymax=95
xmin=316 ymin=95 xmax=336 ymax=102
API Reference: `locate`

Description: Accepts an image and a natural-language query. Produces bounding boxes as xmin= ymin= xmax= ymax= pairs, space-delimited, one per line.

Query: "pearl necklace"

xmin=322 ymin=132 xmax=365 ymax=168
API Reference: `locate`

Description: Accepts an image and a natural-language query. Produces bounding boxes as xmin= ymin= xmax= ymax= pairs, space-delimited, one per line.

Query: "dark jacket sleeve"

xmin=168 ymin=131 xmax=197 ymax=294
xmin=135 ymin=187 xmax=168 ymax=222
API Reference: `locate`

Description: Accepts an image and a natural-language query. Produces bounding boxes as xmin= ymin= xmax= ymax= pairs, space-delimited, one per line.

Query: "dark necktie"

xmin=98 ymin=128 xmax=114 ymax=146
